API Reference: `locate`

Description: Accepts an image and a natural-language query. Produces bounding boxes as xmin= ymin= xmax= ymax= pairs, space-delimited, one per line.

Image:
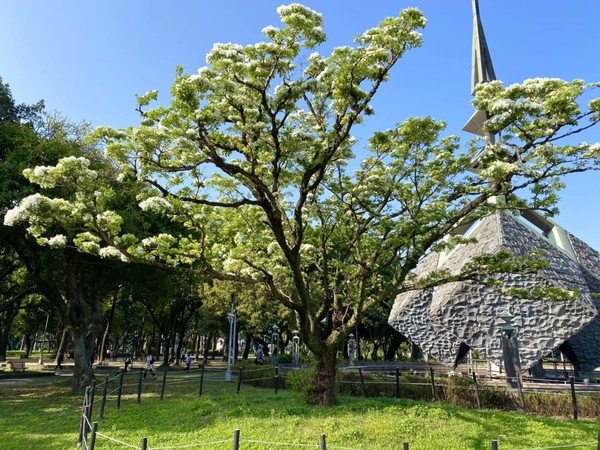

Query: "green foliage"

xmin=285 ymin=367 xmax=317 ymax=403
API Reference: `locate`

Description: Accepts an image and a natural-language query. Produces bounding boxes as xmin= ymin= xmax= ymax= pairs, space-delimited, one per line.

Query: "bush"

xmin=286 ymin=367 xmax=318 ymax=403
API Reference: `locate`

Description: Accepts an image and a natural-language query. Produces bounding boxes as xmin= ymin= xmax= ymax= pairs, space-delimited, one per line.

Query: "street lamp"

xmin=38 ymin=313 xmax=49 ymax=365
xmin=498 ymin=311 xmax=521 ymax=390
xmin=348 ymin=334 xmax=356 ymax=366
xmin=292 ymin=330 xmax=300 ymax=367
xmin=271 ymin=325 xmax=280 ymax=366
xmin=225 ymin=294 xmax=237 ymax=381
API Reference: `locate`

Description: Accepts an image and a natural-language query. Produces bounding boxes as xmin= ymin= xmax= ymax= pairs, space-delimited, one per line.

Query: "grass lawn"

xmin=1 ymin=373 xmax=599 ymax=450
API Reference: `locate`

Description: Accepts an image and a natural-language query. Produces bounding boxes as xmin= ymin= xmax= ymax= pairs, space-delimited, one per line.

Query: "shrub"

xmin=286 ymin=367 xmax=318 ymax=403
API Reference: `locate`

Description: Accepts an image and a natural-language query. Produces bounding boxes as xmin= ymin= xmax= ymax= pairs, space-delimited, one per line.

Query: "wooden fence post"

xmin=89 ymin=421 xmax=98 ymax=450
xmin=140 ymin=437 xmax=148 ymax=450
xmin=100 ymin=375 xmax=108 ymax=419
xmin=396 ymin=368 xmax=401 ymax=399
xmin=430 ymin=367 xmax=437 ymax=400
xmin=78 ymin=387 xmax=91 ymax=445
xmin=160 ymin=368 xmax=168 ymax=400
xmin=84 ymin=387 xmax=92 ymax=444
xmin=275 ymin=366 xmax=279 ymax=394
xmin=233 ymin=429 xmax=240 ymax=450
xmin=198 ymin=365 xmax=205 ymax=396
xmin=89 ymin=380 xmax=96 ymax=421
xmin=237 ymin=368 xmax=243 ymax=394
xmin=570 ymin=376 xmax=578 ymax=420
xmin=320 ymin=433 xmax=327 ymax=450
xmin=117 ymin=369 xmax=124 ymax=409
xmin=491 ymin=439 xmax=498 ymax=450
xmin=472 ymin=372 xmax=481 ymax=409
xmin=358 ymin=368 xmax=368 ymax=397
xmin=137 ymin=369 xmax=144 ymax=403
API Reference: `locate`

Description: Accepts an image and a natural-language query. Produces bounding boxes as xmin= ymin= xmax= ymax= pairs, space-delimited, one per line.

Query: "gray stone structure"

xmin=388 ymin=0 xmax=600 ymax=378
xmin=388 ymin=212 xmax=600 ymax=376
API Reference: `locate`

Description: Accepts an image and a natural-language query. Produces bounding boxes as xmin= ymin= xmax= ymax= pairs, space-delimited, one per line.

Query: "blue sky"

xmin=2 ymin=1 xmax=599 ymax=249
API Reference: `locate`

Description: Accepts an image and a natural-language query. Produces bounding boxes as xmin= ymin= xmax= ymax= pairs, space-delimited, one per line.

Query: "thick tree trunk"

xmin=70 ymin=325 xmax=97 ymax=393
xmin=313 ymin=344 xmax=338 ymax=406
xmin=384 ymin=329 xmax=407 ymax=361
xmin=0 ymin=303 xmax=20 ymax=361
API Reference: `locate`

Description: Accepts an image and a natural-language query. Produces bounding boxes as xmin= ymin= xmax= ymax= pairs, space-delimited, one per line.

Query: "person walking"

xmin=55 ymin=351 xmax=64 ymax=370
xmin=144 ymin=353 xmax=156 ymax=378
xmin=255 ymin=345 xmax=264 ymax=365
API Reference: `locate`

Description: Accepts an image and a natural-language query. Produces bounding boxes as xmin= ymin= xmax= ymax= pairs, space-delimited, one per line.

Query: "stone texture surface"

xmin=388 ymin=212 xmax=600 ymax=374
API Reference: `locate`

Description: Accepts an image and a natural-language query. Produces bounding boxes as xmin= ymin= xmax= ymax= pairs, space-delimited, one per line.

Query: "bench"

xmin=7 ymin=360 xmax=27 ymax=372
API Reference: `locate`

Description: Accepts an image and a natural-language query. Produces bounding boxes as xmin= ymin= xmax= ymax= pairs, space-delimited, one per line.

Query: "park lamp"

xmin=225 ymin=294 xmax=237 ymax=381
xmin=271 ymin=324 xmax=280 ymax=366
xmin=348 ymin=333 xmax=356 ymax=366
xmin=292 ymin=330 xmax=300 ymax=367
xmin=498 ymin=311 xmax=516 ymax=337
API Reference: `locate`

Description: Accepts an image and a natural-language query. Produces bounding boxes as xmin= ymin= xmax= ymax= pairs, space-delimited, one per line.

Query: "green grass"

xmin=1 ymin=375 xmax=599 ymax=450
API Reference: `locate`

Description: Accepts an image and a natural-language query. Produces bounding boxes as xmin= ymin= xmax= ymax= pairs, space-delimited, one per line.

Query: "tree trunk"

xmin=313 ymin=344 xmax=338 ymax=406
xmin=69 ymin=322 xmax=98 ymax=393
xmin=384 ymin=329 xmax=407 ymax=361
xmin=203 ymin=333 xmax=212 ymax=362
xmin=242 ymin=332 xmax=252 ymax=360
xmin=0 ymin=301 xmax=20 ymax=361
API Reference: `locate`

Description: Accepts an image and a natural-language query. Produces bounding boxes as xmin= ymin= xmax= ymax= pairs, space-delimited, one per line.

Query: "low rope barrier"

xmin=147 ymin=439 xmax=232 ymax=449
xmin=515 ymin=442 xmax=596 ymax=450
xmin=93 ymin=431 xmax=140 ymax=448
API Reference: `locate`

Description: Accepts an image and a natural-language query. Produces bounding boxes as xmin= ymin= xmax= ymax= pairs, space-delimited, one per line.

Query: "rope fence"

xmin=77 ymin=363 xmax=600 ymax=450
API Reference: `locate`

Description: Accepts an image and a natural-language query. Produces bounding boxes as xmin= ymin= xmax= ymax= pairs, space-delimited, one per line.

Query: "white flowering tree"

xmin=6 ymin=5 xmax=600 ymax=404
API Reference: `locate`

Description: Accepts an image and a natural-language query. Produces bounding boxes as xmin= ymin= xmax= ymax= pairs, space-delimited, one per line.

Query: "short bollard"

xmin=117 ymin=369 xmax=124 ymax=409
xmin=570 ymin=376 xmax=578 ymax=420
xmin=160 ymin=368 xmax=168 ymax=400
xmin=491 ymin=439 xmax=498 ymax=450
xmin=137 ymin=369 xmax=144 ymax=403
xmin=89 ymin=421 xmax=99 ymax=450
xmin=237 ymin=368 xmax=243 ymax=394
xmin=320 ymin=433 xmax=327 ymax=450
xmin=198 ymin=365 xmax=205 ymax=396
xmin=140 ymin=436 xmax=148 ymax=450
xmin=403 ymin=442 xmax=409 ymax=450
xmin=100 ymin=375 xmax=108 ymax=419
xmin=233 ymin=429 xmax=240 ymax=450
xmin=472 ymin=372 xmax=481 ymax=409
xmin=89 ymin=380 xmax=97 ymax=421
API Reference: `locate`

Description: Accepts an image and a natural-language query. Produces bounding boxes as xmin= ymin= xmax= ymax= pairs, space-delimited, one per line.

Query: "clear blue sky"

xmin=2 ymin=1 xmax=599 ymax=249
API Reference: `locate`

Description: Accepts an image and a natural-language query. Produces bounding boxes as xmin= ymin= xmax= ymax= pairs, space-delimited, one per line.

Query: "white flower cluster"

xmin=139 ymin=197 xmax=174 ymax=213
xmin=4 ymin=194 xmax=46 ymax=226
xmin=99 ymin=246 xmax=129 ymax=262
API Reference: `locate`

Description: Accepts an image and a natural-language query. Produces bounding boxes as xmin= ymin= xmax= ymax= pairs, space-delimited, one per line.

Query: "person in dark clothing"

xmin=55 ymin=351 xmax=64 ymax=370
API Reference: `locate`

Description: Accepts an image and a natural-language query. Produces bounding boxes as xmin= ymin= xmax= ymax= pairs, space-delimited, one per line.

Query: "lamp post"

xmin=38 ymin=313 xmax=49 ymax=365
xmin=271 ymin=325 xmax=280 ymax=366
xmin=348 ymin=334 xmax=356 ymax=366
xmin=499 ymin=311 xmax=521 ymax=390
xmin=292 ymin=330 xmax=300 ymax=367
xmin=225 ymin=294 xmax=237 ymax=381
